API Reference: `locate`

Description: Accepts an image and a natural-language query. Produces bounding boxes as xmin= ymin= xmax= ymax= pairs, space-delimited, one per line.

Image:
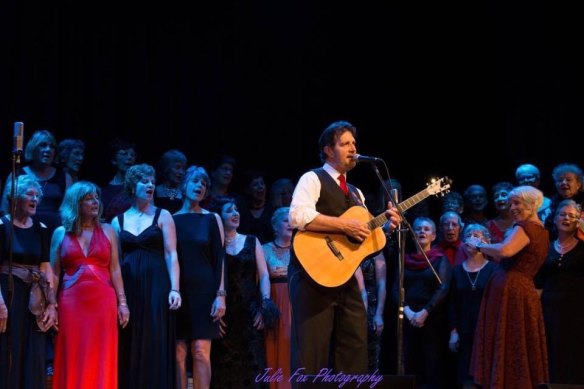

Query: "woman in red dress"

xmin=468 ymin=185 xmax=549 ymax=389
xmin=51 ymin=181 xmax=129 ymax=389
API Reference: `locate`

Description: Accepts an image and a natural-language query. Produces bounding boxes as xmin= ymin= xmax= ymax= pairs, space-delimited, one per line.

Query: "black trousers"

xmin=288 ymin=267 xmax=368 ymax=377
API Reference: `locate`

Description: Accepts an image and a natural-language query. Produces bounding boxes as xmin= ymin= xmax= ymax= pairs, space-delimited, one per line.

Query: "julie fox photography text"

xmin=256 ymin=368 xmax=384 ymax=388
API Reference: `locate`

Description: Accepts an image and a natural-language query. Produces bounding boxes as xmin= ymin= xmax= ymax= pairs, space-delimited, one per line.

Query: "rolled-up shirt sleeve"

xmin=289 ymin=171 xmax=321 ymax=230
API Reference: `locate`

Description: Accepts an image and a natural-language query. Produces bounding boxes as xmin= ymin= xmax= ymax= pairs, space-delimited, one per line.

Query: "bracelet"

xmin=119 ymin=302 xmax=128 ymax=307
xmin=216 ymin=289 xmax=227 ymax=297
xmin=476 ymin=243 xmax=482 ymax=253
xmin=171 ymin=289 xmax=181 ymax=295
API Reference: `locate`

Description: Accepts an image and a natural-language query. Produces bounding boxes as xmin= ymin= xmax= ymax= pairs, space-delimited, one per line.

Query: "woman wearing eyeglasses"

xmin=0 ymin=175 xmax=57 ymax=389
xmin=535 ymin=199 xmax=584 ymax=385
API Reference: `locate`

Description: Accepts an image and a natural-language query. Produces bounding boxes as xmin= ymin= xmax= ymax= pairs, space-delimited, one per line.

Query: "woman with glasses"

xmin=0 ymin=175 xmax=57 ymax=389
xmin=544 ymin=163 xmax=584 ymax=240
xmin=535 ymin=199 xmax=584 ymax=384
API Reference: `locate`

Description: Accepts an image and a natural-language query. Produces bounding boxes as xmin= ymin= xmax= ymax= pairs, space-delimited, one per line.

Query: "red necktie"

xmin=338 ymin=174 xmax=349 ymax=196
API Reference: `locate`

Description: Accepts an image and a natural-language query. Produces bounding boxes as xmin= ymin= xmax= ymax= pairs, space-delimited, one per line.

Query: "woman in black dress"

xmin=536 ymin=199 xmax=584 ymax=384
xmin=210 ymin=196 xmax=271 ymax=389
xmin=173 ymin=166 xmax=226 ymax=389
xmin=111 ymin=163 xmax=181 ymax=389
xmin=448 ymin=224 xmax=497 ymax=389
xmin=0 ymin=175 xmax=57 ymax=389
xmin=394 ymin=216 xmax=452 ymax=389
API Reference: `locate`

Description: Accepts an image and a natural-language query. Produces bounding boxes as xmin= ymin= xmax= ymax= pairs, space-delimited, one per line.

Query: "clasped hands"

xmin=405 ymin=306 xmax=428 ymax=328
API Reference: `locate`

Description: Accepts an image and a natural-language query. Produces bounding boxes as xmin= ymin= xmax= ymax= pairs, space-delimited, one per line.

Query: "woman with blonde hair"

xmin=51 ymin=181 xmax=129 ymax=388
xmin=262 ymin=206 xmax=292 ymax=389
xmin=468 ymin=185 xmax=549 ymax=389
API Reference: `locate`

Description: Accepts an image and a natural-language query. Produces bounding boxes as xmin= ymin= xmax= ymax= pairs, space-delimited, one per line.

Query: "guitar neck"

xmin=368 ymin=188 xmax=433 ymax=230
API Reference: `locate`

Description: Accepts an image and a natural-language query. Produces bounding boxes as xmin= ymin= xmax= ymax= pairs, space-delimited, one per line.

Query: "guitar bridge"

xmin=325 ymin=236 xmax=344 ymax=261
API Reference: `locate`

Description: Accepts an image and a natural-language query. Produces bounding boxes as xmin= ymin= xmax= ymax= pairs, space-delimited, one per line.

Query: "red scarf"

xmin=404 ymin=247 xmax=445 ymax=270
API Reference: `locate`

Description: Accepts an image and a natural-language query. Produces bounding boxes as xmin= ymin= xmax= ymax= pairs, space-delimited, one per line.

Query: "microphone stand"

xmin=7 ymin=150 xmax=22 ymax=293
xmin=369 ymin=161 xmax=442 ymax=377
xmin=4 ymin=150 xmax=20 ymax=388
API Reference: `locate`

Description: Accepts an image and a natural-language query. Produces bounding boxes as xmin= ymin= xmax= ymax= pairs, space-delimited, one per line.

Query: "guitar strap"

xmin=349 ymin=188 xmax=363 ymax=207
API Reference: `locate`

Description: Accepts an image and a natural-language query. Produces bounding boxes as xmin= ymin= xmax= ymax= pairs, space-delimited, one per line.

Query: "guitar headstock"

xmin=426 ymin=177 xmax=452 ymax=197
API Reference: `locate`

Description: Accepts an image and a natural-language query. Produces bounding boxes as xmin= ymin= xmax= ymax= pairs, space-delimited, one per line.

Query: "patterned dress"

xmin=471 ymin=221 xmax=549 ymax=389
xmin=211 ymin=235 xmax=267 ymax=389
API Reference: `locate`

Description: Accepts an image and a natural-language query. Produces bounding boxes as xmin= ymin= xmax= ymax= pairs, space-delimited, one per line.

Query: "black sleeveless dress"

xmin=117 ymin=208 xmax=176 ymax=389
xmin=173 ymin=212 xmax=224 ymax=340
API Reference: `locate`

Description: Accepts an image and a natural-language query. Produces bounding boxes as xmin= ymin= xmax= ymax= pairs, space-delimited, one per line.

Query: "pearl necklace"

xmin=225 ymin=232 xmax=238 ymax=246
xmin=554 ymin=238 xmax=578 ymax=267
xmin=554 ymin=238 xmax=577 ymax=255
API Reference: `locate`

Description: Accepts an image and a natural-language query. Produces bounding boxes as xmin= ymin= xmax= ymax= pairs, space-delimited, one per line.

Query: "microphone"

xmin=390 ymin=188 xmax=400 ymax=203
xmin=352 ymin=153 xmax=382 ymax=163
xmin=13 ymin=122 xmax=24 ymax=164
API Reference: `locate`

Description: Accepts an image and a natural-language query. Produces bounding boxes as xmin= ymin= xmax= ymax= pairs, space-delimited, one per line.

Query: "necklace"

xmin=273 ymin=241 xmax=291 ymax=250
xmin=131 ymin=207 xmax=147 ymax=217
xmin=554 ymin=238 xmax=578 ymax=267
xmin=463 ymin=261 xmax=487 ymax=291
xmin=163 ymin=186 xmax=180 ymax=200
xmin=554 ymin=238 xmax=577 ymax=254
xmin=270 ymin=242 xmax=290 ymax=267
xmin=225 ymin=232 xmax=238 ymax=245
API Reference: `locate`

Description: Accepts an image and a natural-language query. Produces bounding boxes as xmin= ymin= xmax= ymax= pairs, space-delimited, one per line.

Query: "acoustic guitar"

xmin=293 ymin=177 xmax=451 ymax=287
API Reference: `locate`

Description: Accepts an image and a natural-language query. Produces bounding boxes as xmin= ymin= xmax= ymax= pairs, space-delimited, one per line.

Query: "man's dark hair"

xmin=318 ymin=121 xmax=357 ymax=163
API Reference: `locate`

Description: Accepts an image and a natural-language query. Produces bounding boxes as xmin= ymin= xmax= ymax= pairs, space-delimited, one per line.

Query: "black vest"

xmin=289 ymin=168 xmax=363 ymax=272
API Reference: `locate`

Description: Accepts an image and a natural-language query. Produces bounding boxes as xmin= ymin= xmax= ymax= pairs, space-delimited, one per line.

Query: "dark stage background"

xmin=1 ymin=2 xmax=582 ymax=208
